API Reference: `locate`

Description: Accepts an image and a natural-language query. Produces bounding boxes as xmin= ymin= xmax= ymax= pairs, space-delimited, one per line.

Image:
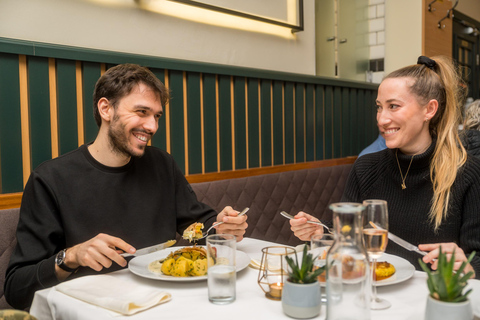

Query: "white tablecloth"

xmin=30 ymin=238 xmax=480 ymax=320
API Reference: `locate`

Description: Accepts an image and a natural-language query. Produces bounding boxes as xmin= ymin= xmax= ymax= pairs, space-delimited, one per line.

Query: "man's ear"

xmin=425 ymin=99 xmax=439 ymax=121
xmin=97 ymin=98 xmax=113 ymax=123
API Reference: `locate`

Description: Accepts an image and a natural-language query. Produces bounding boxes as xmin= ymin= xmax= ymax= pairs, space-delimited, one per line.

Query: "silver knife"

xmin=388 ymin=232 xmax=427 ymax=256
xmin=121 ymin=239 xmax=176 ymax=257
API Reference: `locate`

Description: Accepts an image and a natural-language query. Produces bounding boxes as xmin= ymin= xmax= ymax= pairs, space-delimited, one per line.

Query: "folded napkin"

xmin=55 ymin=275 xmax=171 ymax=316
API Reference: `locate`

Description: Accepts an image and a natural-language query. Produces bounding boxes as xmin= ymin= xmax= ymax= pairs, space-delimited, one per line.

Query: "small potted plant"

xmin=281 ymin=245 xmax=325 ymax=319
xmin=419 ymin=247 xmax=475 ymax=320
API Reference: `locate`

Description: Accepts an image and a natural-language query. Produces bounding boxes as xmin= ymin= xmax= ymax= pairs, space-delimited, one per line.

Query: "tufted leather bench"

xmin=0 ymin=162 xmax=352 ymax=309
xmin=190 ymin=163 xmax=353 ymax=246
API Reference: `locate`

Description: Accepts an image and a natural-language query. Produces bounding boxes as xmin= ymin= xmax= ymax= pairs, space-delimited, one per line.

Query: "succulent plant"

xmin=285 ymin=245 xmax=325 ymax=284
xmin=419 ymin=247 xmax=475 ymax=303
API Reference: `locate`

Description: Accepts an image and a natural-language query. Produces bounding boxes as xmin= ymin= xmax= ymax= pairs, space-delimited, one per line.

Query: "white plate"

xmin=128 ymin=246 xmax=250 ymax=282
xmin=374 ymin=253 xmax=415 ymax=287
xmin=317 ymin=253 xmax=415 ymax=287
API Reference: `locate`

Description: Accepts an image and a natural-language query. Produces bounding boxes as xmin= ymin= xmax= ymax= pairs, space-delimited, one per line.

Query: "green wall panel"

xmin=247 ymin=78 xmax=259 ymax=168
xmin=186 ymin=72 xmax=202 ymax=174
xmin=272 ymin=80 xmax=283 ymax=165
xmin=168 ymin=70 xmax=186 ymax=173
xmin=82 ymin=62 xmax=101 ymax=144
xmin=218 ymin=75 xmax=232 ymax=171
xmin=315 ymin=85 xmax=325 ymax=160
xmin=260 ymin=80 xmax=272 ymax=166
xmin=341 ymin=87 xmax=351 ymax=157
xmin=333 ymin=87 xmax=342 ymax=158
xmin=295 ymin=83 xmax=305 ymax=162
xmin=0 ymin=53 xmax=23 ymax=193
xmin=324 ymin=86 xmax=333 ymax=159
xmin=349 ymin=89 xmax=359 ymax=155
xmin=305 ymin=84 xmax=315 ymax=162
xmin=28 ymin=56 xmax=52 ymax=170
xmin=150 ymin=68 xmax=167 ymax=151
xmin=56 ymin=59 xmax=78 ymax=155
xmin=284 ymin=82 xmax=294 ymax=164
xmin=202 ymin=73 xmax=218 ymax=173
xmin=233 ymin=77 xmax=246 ymax=170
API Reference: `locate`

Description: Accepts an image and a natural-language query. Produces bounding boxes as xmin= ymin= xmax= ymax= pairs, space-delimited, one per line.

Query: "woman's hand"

xmin=289 ymin=211 xmax=324 ymax=241
xmin=419 ymin=242 xmax=475 ymax=278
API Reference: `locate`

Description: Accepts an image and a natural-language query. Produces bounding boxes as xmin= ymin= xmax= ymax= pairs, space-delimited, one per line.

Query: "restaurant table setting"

xmin=29 ymin=237 xmax=480 ymax=320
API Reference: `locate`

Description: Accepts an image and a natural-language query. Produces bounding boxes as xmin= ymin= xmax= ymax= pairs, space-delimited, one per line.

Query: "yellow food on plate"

xmin=182 ymin=222 xmax=204 ymax=242
xmin=149 ymin=246 xmax=208 ymax=277
xmin=372 ymin=261 xmax=396 ymax=281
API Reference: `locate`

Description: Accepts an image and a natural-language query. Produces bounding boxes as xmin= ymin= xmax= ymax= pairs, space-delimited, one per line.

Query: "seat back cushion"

xmin=191 ymin=164 xmax=352 ymax=246
xmin=0 ymin=208 xmax=20 ymax=309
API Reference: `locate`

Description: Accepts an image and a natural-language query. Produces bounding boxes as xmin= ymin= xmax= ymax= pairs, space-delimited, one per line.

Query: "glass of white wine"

xmin=362 ymin=199 xmax=391 ymax=310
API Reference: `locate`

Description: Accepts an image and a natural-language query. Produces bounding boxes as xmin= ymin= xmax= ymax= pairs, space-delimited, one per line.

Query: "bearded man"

xmin=4 ymin=64 xmax=248 ymax=309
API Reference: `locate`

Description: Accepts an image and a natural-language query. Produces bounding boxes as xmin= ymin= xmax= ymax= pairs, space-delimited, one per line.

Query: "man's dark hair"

xmin=93 ymin=64 xmax=170 ymax=127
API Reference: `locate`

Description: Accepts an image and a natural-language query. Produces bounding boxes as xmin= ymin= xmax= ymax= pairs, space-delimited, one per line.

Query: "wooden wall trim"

xmin=0 ymin=192 xmax=23 ymax=210
xmin=0 ymin=157 xmax=356 ymax=209
xmin=185 ymin=156 xmax=357 ymax=183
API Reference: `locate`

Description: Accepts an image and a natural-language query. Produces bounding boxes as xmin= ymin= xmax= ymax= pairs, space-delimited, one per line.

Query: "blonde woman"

xmin=462 ymin=99 xmax=480 ymax=158
xmin=290 ymin=56 xmax=480 ymax=278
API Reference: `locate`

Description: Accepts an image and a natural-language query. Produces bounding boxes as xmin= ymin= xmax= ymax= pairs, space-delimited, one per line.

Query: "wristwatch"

xmin=55 ymin=249 xmax=77 ymax=273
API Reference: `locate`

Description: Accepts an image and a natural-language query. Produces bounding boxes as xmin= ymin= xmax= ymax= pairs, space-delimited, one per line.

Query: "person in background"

xmin=289 ymin=56 xmax=480 ymax=278
xmin=4 ymin=64 xmax=248 ymax=309
xmin=358 ymin=133 xmax=387 ymax=157
xmin=461 ymin=99 xmax=480 ymax=158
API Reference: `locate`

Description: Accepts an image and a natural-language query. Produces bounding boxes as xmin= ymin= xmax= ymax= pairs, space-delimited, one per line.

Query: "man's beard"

xmin=108 ymin=114 xmax=146 ymax=158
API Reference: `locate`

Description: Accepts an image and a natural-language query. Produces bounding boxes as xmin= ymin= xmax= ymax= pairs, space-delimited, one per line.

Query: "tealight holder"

xmin=257 ymin=246 xmax=295 ymax=300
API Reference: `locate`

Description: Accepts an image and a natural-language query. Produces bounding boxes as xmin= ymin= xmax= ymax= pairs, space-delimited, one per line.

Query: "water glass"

xmin=207 ymin=234 xmax=236 ymax=304
xmin=311 ymin=233 xmax=334 ymax=303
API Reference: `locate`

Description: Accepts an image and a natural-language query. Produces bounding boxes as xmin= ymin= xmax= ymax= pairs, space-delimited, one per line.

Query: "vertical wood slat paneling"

xmin=28 ymin=56 xmax=52 ymax=170
xmin=76 ymin=61 xmax=84 ymax=147
xmin=0 ymin=53 xmax=23 ymax=193
xmin=233 ymin=77 xmax=247 ymax=170
xmin=48 ymin=58 xmax=59 ymax=159
xmin=202 ymin=73 xmax=218 ymax=173
xmin=284 ymin=82 xmax=294 ymax=164
xmin=0 ymin=46 xmax=380 ymax=195
xmin=56 ymin=59 xmax=78 ymax=155
xmin=247 ymin=78 xmax=259 ymax=169
xmin=19 ymin=55 xmax=31 ymax=187
xmin=169 ymin=70 xmax=185 ymax=173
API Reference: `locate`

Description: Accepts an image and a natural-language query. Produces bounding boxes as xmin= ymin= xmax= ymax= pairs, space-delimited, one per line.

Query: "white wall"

xmin=384 ymin=0 xmax=422 ymax=74
xmin=0 ymin=0 xmax=316 ymax=75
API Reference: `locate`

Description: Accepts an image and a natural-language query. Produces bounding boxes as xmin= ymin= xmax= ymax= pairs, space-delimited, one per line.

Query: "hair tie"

xmin=417 ymin=56 xmax=436 ymax=71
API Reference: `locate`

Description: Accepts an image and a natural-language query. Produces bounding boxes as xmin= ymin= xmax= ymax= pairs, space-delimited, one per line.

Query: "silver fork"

xmin=197 ymin=207 xmax=250 ymax=240
xmin=280 ymin=211 xmax=332 ymax=233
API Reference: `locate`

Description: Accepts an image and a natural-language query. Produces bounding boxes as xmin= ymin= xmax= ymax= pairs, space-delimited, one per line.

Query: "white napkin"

xmin=55 ymin=275 xmax=171 ymax=315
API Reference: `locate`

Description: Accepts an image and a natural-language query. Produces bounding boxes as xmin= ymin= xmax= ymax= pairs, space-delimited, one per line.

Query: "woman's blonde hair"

xmin=384 ymin=56 xmax=467 ymax=230
xmin=464 ymin=99 xmax=480 ymax=131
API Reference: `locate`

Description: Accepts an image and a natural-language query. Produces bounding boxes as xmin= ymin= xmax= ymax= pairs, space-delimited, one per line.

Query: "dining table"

xmin=30 ymin=237 xmax=480 ymax=320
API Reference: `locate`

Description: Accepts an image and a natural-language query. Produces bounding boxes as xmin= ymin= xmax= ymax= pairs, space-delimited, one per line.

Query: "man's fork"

xmin=197 ymin=207 xmax=250 ymax=240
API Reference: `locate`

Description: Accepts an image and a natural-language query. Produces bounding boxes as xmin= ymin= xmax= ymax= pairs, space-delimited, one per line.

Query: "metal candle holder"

xmin=257 ymin=246 xmax=296 ymax=300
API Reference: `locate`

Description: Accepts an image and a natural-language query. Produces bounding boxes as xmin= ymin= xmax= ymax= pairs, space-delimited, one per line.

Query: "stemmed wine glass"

xmin=362 ymin=199 xmax=391 ymax=310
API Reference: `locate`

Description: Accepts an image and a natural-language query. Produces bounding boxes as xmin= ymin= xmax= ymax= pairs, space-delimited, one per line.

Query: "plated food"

xmin=148 ymin=246 xmax=208 ymax=277
xmin=315 ymin=256 xmax=395 ymax=282
xmin=182 ymin=222 xmax=204 ymax=242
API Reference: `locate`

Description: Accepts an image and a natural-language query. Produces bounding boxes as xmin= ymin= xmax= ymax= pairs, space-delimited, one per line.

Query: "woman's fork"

xmin=197 ymin=207 xmax=250 ymax=240
xmin=280 ymin=211 xmax=332 ymax=233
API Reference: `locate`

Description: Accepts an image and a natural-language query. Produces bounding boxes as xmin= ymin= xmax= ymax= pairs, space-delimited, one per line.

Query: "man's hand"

xmin=215 ymin=206 xmax=248 ymax=242
xmin=419 ymin=242 xmax=475 ymax=279
xmin=290 ymin=211 xmax=324 ymax=241
xmin=55 ymin=233 xmax=135 ymax=280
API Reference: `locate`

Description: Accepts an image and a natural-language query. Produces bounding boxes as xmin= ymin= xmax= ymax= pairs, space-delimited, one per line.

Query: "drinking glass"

xmin=207 ymin=234 xmax=236 ymax=304
xmin=362 ymin=199 xmax=391 ymax=310
xmin=311 ymin=233 xmax=334 ymax=304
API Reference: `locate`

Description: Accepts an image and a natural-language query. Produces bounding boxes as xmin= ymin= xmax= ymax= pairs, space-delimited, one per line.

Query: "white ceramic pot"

xmin=281 ymin=280 xmax=321 ymax=319
xmin=425 ymin=295 xmax=473 ymax=320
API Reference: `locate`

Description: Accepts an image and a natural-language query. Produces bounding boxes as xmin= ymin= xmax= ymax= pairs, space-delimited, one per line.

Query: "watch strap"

xmin=56 ymin=249 xmax=78 ymax=273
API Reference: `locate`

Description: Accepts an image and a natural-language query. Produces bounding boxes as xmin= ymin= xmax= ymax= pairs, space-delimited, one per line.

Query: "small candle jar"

xmin=268 ymin=282 xmax=284 ymax=299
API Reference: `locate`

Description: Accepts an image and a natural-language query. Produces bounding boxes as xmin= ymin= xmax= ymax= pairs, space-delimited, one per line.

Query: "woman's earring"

xmin=425 ymin=118 xmax=429 ymax=122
